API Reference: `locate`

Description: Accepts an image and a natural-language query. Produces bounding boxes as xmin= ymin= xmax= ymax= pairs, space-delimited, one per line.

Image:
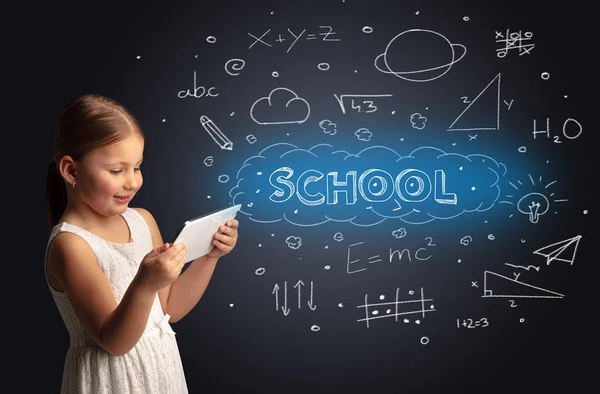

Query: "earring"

xmin=72 ymin=182 xmax=76 ymax=188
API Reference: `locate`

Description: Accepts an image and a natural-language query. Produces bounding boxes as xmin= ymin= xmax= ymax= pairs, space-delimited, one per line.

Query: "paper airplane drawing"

xmin=482 ymin=270 xmax=565 ymax=299
xmin=533 ymin=235 xmax=581 ymax=265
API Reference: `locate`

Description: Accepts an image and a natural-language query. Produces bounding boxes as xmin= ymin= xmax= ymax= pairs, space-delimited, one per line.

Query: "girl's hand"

xmin=208 ymin=219 xmax=239 ymax=259
xmin=135 ymin=243 xmax=187 ymax=291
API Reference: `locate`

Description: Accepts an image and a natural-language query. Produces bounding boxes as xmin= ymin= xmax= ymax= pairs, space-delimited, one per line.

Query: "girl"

xmin=44 ymin=93 xmax=239 ymax=393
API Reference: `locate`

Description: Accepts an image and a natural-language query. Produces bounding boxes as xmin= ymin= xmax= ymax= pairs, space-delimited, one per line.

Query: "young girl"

xmin=44 ymin=93 xmax=239 ymax=393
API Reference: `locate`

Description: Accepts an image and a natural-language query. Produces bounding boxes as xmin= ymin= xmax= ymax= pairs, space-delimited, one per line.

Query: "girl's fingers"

xmin=221 ymin=227 xmax=240 ymax=242
xmin=177 ymin=252 xmax=187 ymax=269
xmin=212 ymin=238 xmax=229 ymax=249
xmin=217 ymin=233 xmax=237 ymax=246
xmin=220 ymin=225 xmax=238 ymax=237
xmin=225 ymin=220 xmax=239 ymax=229
xmin=214 ymin=234 xmax=225 ymax=245
xmin=167 ymin=244 xmax=186 ymax=262
xmin=151 ymin=243 xmax=169 ymax=255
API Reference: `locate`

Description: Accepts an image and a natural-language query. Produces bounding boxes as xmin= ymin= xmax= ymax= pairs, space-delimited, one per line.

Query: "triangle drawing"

xmin=448 ymin=73 xmax=501 ymax=131
xmin=533 ymin=235 xmax=581 ymax=265
xmin=481 ymin=270 xmax=565 ymax=299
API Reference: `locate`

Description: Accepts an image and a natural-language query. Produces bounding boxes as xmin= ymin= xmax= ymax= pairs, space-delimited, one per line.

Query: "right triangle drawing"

xmin=481 ymin=270 xmax=565 ymax=299
xmin=448 ymin=73 xmax=501 ymax=131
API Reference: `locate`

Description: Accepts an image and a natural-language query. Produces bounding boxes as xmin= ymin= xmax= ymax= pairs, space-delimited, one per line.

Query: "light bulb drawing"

xmin=498 ymin=173 xmax=567 ymax=223
xmin=516 ymin=192 xmax=549 ymax=223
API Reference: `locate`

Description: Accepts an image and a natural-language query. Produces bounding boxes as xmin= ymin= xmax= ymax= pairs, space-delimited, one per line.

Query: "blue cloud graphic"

xmin=229 ymin=143 xmax=507 ymax=226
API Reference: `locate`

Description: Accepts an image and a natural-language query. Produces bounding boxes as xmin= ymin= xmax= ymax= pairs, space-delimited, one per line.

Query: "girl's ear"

xmin=58 ymin=156 xmax=77 ymax=186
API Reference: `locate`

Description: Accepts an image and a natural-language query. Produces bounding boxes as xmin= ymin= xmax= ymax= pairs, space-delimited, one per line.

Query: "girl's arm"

xmin=164 ymin=254 xmax=220 ymax=322
xmin=47 ymin=233 xmax=157 ymax=356
xmin=135 ymin=207 xmax=238 ymax=322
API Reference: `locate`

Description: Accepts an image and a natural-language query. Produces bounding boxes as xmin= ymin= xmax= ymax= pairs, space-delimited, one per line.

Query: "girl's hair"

xmin=45 ymin=94 xmax=145 ymax=231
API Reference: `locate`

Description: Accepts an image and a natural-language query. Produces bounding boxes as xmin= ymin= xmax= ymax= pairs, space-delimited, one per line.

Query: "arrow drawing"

xmin=273 ymin=280 xmax=316 ymax=315
xmin=281 ymin=281 xmax=290 ymax=316
xmin=294 ymin=280 xmax=304 ymax=309
xmin=308 ymin=281 xmax=317 ymax=310
xmin=272 ymin=283 xmax=280 ymax=311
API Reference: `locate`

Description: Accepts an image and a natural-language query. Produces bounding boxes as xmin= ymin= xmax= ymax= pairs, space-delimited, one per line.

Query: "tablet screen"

xmin=172 ymin=204 xmax=241 ymax=262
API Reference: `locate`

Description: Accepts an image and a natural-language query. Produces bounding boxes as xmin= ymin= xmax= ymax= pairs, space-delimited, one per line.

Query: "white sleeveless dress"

xmin=44 ymin=208 xmax=189 ymax=394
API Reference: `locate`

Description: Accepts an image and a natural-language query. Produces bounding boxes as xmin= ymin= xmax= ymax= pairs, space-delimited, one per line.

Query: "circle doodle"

xmin=225 ymin=58 xmax=245 ymax=76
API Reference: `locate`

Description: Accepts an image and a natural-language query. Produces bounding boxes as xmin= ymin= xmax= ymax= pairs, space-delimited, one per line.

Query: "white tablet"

xmin=172 ymin=204 xmax=241 ymax=263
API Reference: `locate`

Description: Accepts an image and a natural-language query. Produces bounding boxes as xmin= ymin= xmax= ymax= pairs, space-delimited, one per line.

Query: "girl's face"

xmin=76 ymin=134 xmax=144 ymax=217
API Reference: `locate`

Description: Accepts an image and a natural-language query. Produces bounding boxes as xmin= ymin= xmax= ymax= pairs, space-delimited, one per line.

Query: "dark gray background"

xmin=11 ymin=0 xmax=595 ymax=392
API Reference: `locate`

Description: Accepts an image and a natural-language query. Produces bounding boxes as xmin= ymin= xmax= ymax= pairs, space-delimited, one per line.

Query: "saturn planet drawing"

xmin=374 ymin=29 xmax=467 ymax=82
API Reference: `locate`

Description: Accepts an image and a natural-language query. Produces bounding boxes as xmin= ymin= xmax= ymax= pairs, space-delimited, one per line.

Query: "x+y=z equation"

xmin=248 ymin=26 xmax=341 ymax=53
